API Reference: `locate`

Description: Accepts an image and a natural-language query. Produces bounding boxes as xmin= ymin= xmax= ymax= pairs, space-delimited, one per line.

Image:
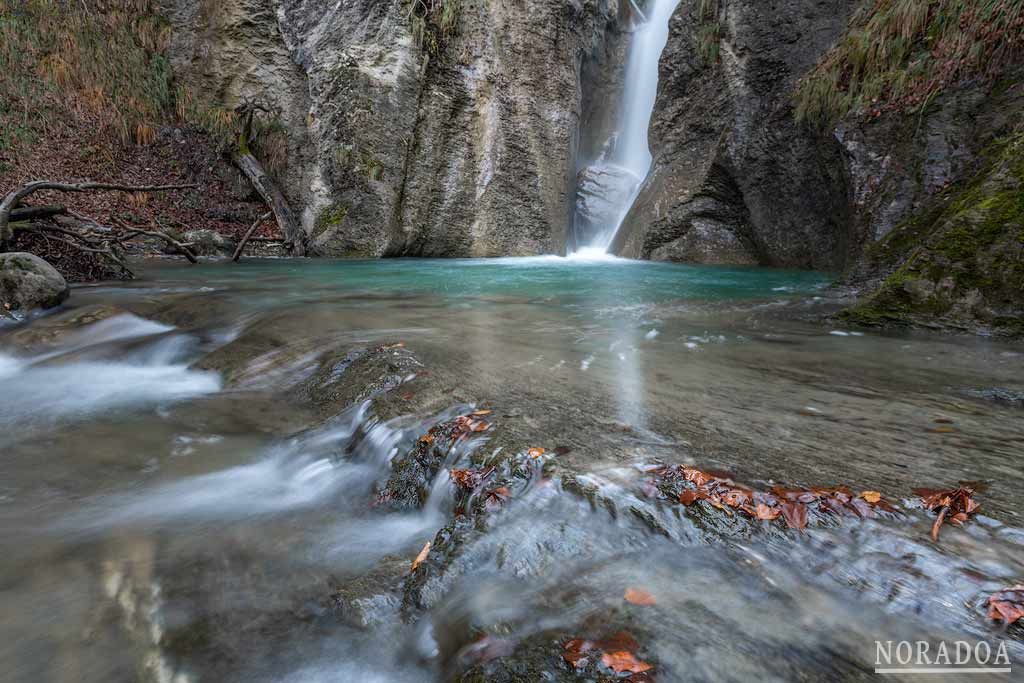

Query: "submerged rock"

xmin=0 ymin=252 xmax=69 ymax=318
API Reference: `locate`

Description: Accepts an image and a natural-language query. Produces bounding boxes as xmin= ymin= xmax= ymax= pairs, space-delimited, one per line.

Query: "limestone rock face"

xmin=162 ymin=0 xmax=624 ymax=258
xmin=0 ymin=253 xmax=70 ymax=316
xmin=611 ymin=0 xmax=854 ymax=269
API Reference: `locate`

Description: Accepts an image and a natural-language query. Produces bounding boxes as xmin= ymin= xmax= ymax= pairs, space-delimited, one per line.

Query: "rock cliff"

xmin=161 ymin=0 xmax=625 ymax=257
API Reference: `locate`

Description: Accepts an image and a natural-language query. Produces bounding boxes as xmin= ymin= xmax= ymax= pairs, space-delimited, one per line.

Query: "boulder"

xmin=0 ymin=252 xmax=70 ymax=317
xmin=181 ymin=229 xmax=237 ymax=257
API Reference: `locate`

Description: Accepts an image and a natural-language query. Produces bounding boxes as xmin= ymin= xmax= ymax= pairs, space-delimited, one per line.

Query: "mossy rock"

xmin=842 ymin=131 xmax=1024 ymax=335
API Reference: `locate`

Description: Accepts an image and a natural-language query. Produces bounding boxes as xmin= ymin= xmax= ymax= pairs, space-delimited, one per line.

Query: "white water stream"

xmin=573 ymin=0 xmax=682 ymax=252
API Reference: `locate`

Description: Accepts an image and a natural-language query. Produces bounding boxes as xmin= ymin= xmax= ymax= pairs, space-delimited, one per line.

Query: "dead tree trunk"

xmin=233 ymin=106 xmax=306 ymax=256
xmin=0 ymin=181 xmax=195 ymax=248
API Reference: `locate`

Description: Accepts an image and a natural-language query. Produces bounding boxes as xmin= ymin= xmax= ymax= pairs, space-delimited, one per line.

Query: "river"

xmin=1 ymin=257 xmax=1022 ymax=681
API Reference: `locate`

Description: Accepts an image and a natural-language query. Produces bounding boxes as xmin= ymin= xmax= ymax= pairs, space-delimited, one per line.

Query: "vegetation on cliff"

xmin=796 ymin=0 xmax=1024 ymax=126
xmin=841 ymin=129 xmax=1024 ymax=334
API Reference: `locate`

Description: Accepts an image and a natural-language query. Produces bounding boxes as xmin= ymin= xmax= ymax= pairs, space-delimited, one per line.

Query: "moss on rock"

xmin=842 ymin=131 xmax=1024 ymax=335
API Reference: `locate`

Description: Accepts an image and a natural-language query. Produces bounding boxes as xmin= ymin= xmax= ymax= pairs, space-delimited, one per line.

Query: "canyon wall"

xmin=160 ymin=0 xmax=626 ymax=257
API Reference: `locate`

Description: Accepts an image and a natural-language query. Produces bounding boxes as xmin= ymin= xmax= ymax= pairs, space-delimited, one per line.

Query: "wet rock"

xmin=963 ymin=387 xmax=1024 ymax=408
xmin=1 ymin=304 xmax=123 ymax=350
xmin=164 ymin=0 xmax=626 ymax=257
xmin=180 ymin=229 xmax=237 ymax=258
xmin=295 ymin=343 xmax=423 ymax=418
xmin=613 ymin=0 xmax=853 ymax=269
xmin=0 ymin=252 xmax=70 ymax=318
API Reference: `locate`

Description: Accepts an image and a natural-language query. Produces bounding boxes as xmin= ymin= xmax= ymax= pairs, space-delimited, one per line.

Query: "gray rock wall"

xmin=162 ymin=0 xmax=624 ymax=257
xmin=611 ymin=0 xmax=855 ymax=270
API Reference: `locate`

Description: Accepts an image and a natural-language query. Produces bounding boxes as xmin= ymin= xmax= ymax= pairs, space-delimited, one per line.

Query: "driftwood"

xmin=10 ymin=205 xmax=67 ymax=222
xmin=232 ymin=211 xmax=273 ymax=262
xmin=0 ymin=181 xmax=196 ymax=246
xmin=234 ymin=106 xmax=305 ymax=256
xmin=110 ymin=217 xmax=199 ymax=264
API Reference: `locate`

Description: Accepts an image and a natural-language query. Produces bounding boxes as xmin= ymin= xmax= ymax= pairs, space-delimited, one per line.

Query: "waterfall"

xmin=572 ymin=0 xmax=681 ymax=254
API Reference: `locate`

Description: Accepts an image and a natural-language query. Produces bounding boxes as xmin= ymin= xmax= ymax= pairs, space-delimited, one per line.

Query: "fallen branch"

xmin=0 ymin=180 xmax=195 ymax=246
xmin=232 ymin=211 xmax=273 ymax=262
xmin=110 ymin=217 xmax=198 ymax=264
xmin=10 ymin=205 xmax=67 ymax=222
xmin=234 ymin=105 xmax=305 ymax=256
xmin=13 ymin=219 xmax=133 ymax=278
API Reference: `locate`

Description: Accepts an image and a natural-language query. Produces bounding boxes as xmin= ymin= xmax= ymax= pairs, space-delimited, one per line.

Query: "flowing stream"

xmin=1 ymin=258 xmax=1023 ymax=681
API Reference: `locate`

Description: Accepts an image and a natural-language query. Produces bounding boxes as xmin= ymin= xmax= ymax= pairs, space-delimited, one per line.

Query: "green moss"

xmin=313 ymin=203 xmax=349 ymax=238
xmin=842 ymin=131 xmax=1024 ymax=332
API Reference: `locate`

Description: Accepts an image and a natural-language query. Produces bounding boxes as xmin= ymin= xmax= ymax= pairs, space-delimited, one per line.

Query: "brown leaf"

xmin=527 ymin=447 xmax=546 ymax=458
xmin=411 ymin=541 xmax=431 ymax=572
xmin=780 ymin=502 xmax=808 ymax=530
xmin=562 ymin=638 xmax=592 ymax=668
xmin=472 ymin=421 xmax=490 ymax=432
xmin=988 ymin=585 xmax=1024 ymax=625
xmin=624 ymin=587 xmax=657 ymax=606
xmin=485 ymin=486 xmax=510 ymax=510
xmin=554 ymin=445 xmax=572 ymax=456
xmin=755 ymin=503 xmax=781 ymax=521
xmin=472 ymin=409 xmax=492 ymax=416
xmin=678 ymin=489 xmax=701 ymax=506
xmin=601 ymin=651 xmax=653 ymax=674
xmin=860 ymin=490 xmax=881 ymax=503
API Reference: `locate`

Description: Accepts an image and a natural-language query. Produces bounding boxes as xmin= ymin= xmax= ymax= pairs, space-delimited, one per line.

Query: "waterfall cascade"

xmin=572 ymin=0 xmax=681 ymax=254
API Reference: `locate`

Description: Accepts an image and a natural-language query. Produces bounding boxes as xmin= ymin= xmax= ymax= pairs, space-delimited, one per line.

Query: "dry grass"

xmin=0 ymin=1 xmax=288 ymax=177
xmin=1 ymin=0 xmax=175 ymax=146
xmin=697 ymin=0 xmax=721 ymax=64
xmin=795 ymin=0 xmax=1024 ymax=127
xmin=409 ymin=0 xmax=460 ymax=58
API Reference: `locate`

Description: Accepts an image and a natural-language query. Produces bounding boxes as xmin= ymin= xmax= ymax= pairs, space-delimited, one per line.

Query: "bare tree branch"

xmin=0 ymin=180 xmax=196 ymax=246
xmin=232 ymin=211 xmax=273 ymax=262
xmin=110 ymin=217 xmax=199 ymax=264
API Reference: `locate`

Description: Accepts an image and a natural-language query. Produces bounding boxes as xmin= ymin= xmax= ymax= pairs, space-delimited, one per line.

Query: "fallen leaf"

xmin=755 ymin=503 xmax=781 ymax=520
xmin=601 ymin=651 xmax=653 ymax=674
xmin=472 ymin=421 xmax=490 ymax=432
xmin=563 ymin=638 xmax=592 ymax=668
xmin=780 ymin=501 xmax=808 ymax=530
xmin=988 ymin=585 xmax=1024 ymax=625
xmin=928 ymin=425 xmax=957 ymax=433
xmin=419 ymin=433 xmax=435 ymax=444
xmin=401 ymin=392 xmax=414 ymax=400
xmin=624 ymin=587 xmax=657 ymax=606
xmin=411 ymin=541 xmax=431 ymax=572
xmin=528 ymin=447 xmax=546 ymax=458
xmin=860 ymin=491 xmax=882 ymax=503
xmin=554 ymin=445 xmax=572 ymax=456
xmin=485 ymin=486 xmax=510 ymax=510
xmin=472 ymin=409 xmax=492 ymax=416
xmin=678 ymin=489 xmax=701 ymax=506
xmin=915 ymin=485 xmax=980 ymax=541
